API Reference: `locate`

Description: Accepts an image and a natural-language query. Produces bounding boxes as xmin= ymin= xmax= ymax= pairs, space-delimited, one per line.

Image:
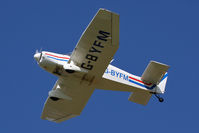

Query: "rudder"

xmin=155 ymin=73 xmax=168 ymax=94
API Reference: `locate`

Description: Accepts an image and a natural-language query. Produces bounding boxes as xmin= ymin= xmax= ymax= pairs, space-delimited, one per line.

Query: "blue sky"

xmin=1 ymin=0 xmax=199 ymax=132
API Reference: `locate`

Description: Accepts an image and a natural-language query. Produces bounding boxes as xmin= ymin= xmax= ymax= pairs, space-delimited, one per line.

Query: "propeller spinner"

xmin=34 ymin=49 xmax=43 ymax=62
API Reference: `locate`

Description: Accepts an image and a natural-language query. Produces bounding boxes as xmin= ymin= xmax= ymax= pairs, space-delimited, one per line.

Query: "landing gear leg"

xmin=154 ymin=93 xmax=164 ymax=103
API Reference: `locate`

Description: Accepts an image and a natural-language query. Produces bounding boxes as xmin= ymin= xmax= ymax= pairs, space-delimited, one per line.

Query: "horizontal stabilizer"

xmin=128 ymin=91 xmax=152 ymax=105
xmin=141 ymin=61 xmax=169 ymax=85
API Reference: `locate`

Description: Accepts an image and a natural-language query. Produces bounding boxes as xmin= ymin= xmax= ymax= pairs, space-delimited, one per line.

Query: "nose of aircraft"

xmin=34 ymin=53 xmax=41 ymax=62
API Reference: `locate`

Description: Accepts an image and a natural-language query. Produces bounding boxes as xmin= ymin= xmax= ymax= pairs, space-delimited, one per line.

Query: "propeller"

xmin=38 ymin=51 xmax=43 ymax=63
xmin=39 ymin=47 xmax=42 ymax=53
xmin=35 ymin=49 xmax=39 ymax=55
xmin=34 ymin=49 xmax=43 ymax=63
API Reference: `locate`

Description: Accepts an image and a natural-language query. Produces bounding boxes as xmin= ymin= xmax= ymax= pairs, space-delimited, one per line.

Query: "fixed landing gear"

xmin=151 ymin=92 xmax=164 ymax=103
xmin=154 ymin=93 xmax=164 ymax=103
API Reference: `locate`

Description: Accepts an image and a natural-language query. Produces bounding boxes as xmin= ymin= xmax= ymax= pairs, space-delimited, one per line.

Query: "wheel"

xmin=158 ymin=98 xmax=164 ymax=102
xmin=50 ymin=97 xmax=60 ymax=101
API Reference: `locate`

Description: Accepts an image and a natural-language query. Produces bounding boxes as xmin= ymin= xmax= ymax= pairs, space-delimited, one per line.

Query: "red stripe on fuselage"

xmin=129 ymin=76 xmax=152 ymax=85
xmin=45 ymin=53 xmax=70 ymax=60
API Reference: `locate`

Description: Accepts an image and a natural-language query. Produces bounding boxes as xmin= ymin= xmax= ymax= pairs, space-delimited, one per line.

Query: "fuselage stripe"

xmin=45 ymin=53 xmax=70 ymax=60
xmin=47 ymin=56 xmax=69 ymax=62
xmin=129 ymin=80 xmax=156 ymax=90
xmin=128 ymin=79 xmax=156 ymax=90
xmin=128 ymin=73 xmax=168 ymax=90
xmin=128 ymin=76 xmax=152 ymax=85
xmin=161 ymin=73 xmax=168 ymax=81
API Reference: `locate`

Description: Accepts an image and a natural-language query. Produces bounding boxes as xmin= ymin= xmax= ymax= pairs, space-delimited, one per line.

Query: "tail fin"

xmin=156 ymin=73 xmax=168 ymax=93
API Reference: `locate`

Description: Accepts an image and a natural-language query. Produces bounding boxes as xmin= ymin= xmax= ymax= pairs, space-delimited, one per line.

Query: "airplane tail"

xmin=128 ymin=61 xmax=169 ymax=105
xmin=157 ymin=72 xmax=168 ymax=93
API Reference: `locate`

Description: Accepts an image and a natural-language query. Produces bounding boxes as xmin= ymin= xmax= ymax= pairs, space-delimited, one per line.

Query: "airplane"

xmin=34 ymin=8 xmax=170 ymax=123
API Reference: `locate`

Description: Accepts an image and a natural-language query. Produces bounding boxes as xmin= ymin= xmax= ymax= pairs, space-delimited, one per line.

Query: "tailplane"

xmin=141 ymin=61 xmax=169 ymax=85
xmin=128 ymin=61 xmax=169 ymax=105
xmin=128 ymin=91 xmax=152 ymax=105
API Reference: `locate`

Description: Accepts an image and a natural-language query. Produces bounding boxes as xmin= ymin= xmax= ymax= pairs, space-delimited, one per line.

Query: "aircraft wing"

xmin=41 ymin=78 xmax=95 ymax=123
xmin=69 ymin=8 xmax=119 ymax=78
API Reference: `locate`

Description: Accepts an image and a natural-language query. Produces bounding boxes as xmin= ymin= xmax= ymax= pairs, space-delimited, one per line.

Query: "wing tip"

xmin=150 ymin=60 xmax=170 ymax=69
xmin=41 ymin=113 xmax=80 ymax=123
xmin=98 ymin=8 xmax=119 ymax=16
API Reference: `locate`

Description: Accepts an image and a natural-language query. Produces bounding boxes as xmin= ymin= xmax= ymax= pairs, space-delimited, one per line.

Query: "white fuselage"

xmin=34 ymin=51 xmax=158 ymax=93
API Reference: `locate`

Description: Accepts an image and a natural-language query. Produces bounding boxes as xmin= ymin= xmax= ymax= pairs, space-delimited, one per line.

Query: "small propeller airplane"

xmin=34 ymin=8 xmax=169 ymax=123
